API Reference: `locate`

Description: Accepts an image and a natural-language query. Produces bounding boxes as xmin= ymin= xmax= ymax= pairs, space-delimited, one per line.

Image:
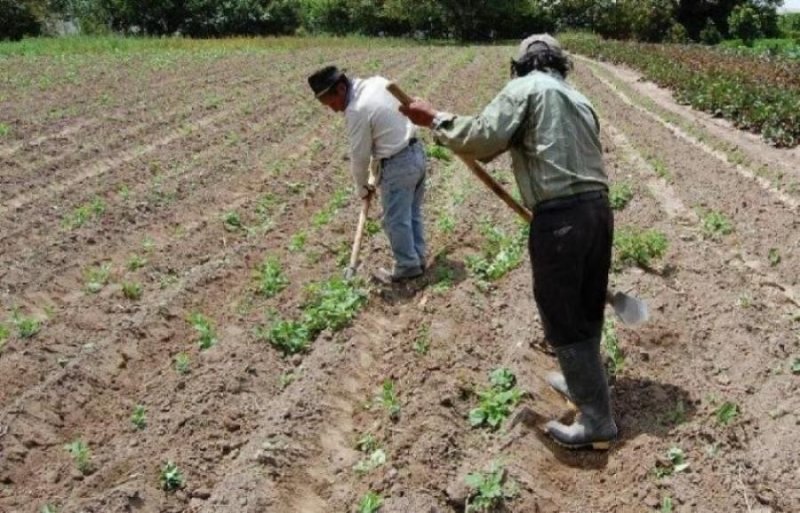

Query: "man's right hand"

xmin=399 ymin=99 xmax=437 ymax=128
xmin=359 ymin=184 xmax=376 ymax=199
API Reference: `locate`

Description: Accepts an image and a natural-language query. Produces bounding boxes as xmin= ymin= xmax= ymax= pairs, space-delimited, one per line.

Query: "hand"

xmin=359 ymin=184 xmax=376 ymax=199
xmin=399 ymin=98 xmax=437 ymax=128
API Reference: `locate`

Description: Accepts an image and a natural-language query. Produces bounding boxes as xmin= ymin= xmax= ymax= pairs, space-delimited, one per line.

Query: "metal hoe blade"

xmin=608 ymin=291 xmax=649 ymax=325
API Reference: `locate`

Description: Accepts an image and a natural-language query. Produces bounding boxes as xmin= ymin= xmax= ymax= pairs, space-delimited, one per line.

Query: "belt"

xmin=381 ymin=138 xmax=418 ymax=165
xmin=534 ymin=190 xmax=608 ymax=214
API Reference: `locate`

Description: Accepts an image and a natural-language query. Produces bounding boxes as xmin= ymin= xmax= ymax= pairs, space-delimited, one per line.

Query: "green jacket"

xmin=433 ymin=70 xmax=608 ymax=210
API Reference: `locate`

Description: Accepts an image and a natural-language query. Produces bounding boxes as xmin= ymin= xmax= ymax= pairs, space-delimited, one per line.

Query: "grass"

xmin=469 ymin=368 xmax=523 ymax=430
xmin=768 ymin=248 xmax=781 ymax=267
xmin=64 ymin=440 xmax=92 ymax=474
xmin=85 ymin=263 xmax=111 ymax=293
xmin=609 ymin=181 xmax=634 ymax=210
xmin=131 ymin=405 xmax=147 ymax=430
xmin=437 ymin=213 xmax=456 ymax=234
xmin=62 ymin=197 xmax=105 ymax=229
xmin=426 ymin=144 xmax=452 ymax=161
xmin=701 ymin=210 xmax=734 ymax=239
xmin=288 ymin=231 xmax=307 ymax=252
xmin=380 ymin=380 xmax=401 ymax=420
xmin=126 ymin=254 xmax=147 ymax=271
xmin=255 ymin=257 xmax=289 ymax=298
xmin=357 ymin=492 xmax=383 ymax=513
xmin=715 ymin=401 xmax=739 ymax=426
xmin=465 ymin=462 xmax=517 ymax=512
xmin=121 ymin=281 xmax=143 ymax=300
xmin=13 ymin=310 xmax=40 ymax=339
xmin=613 ymin=227 xmax=668 ymax=270
xmin=466 ymin=221 xmax=527 ymax=284
xmin=413 ymin=325 xmax=431 ymax=355
xmin=0 ymin=323 xmax=8 ymax=351
xmin=189 ymin=313 xmax=217 ymax=350
xmin=602 ymin=319 xmax=625 ymax=375
xmin=159 ymin=461 xmax=184 ymax=491
xmin=174 ymin=352 xmax=191 ymax=374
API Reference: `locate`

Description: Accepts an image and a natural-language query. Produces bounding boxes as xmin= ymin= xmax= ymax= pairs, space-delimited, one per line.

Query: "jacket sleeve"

xmin=347 ymin=109 xmax=373 ymax=197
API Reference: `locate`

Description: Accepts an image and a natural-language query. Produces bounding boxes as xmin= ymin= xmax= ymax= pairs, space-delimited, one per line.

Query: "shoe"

xmin=545 ymin=372 xmax=572 ymax=402
xmin=544 ymin=339 xmax=618 ymax=450
xmin=372 ymin=266 xmax=423 ymax=284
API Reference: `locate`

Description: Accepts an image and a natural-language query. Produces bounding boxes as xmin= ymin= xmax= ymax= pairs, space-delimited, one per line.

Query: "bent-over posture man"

xmin=308 ymin=65 xmax=427 ymax=282
xmin=399 ymin=35 xmax=617 ymax=450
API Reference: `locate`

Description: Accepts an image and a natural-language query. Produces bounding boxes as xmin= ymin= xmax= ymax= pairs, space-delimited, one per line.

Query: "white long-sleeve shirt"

xmin=345 ymin=76 xmax=416 ymax=196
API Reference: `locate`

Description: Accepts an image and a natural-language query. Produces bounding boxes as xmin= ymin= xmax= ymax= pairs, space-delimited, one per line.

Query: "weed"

xmin=13 ymin=310 xmax=40 ymax=339
xmin=121 ymin=282 xmax=143 ymax=300
xmin=792 ymin=357 xmax=800 ymax=375
xmin=413 ymin=325 xmax=431 ymax=355
xmin=127 ymin=254 xmax=147 ymax=271
xmin=279 ymin=370 xmax=296 ymax=389
xmin=131 ymin=405 xmax=146 ymax=430
xmin=64 ymin=440 xmax=92 ymax=474
xmin=357 ymin=492 xmax=383 ymax=513
xmin=356 ymin=433 xmax=379 ymax=453
xmin=701 ymin=210 xmax=734 ymax=239
xmin=189 ymin=313 xmax=217 ymax=350
xmin=613 ymin=227 xmax=668 ymax=269
xmin=0 ymin=123 xmax=10 ymax=137
xmin=768 ymin=248 xmax=781 ymax=266
xmin=289 ymin=231 xmax=307 ymax=252
xmin=255 ymin=257 xmax=288 ymax=298
xmin=654 ymin=447 xmax=689 ymax=478
xmin=63 ymin=197 xmax=105 ymax=229
xmin=602 ymin=319 xmax=625 ymax=375
xmin=426 ymin=144 xmax=452 ymax=161
xmin=41 ymin=505 xmax=58 ymax=513
xmin=467 ymin=222 xmax=527 ymax=283
xmin=465 ymin=462 xmax=518 ymax=512
xmin=380 ymin=380 xmax=401 ymax=420
xmin=0 ymin=323 xmax=8 ymax=350
xmin=437 ymin=213 xmax=456 ymax=234
xmin=650 ymin=157 xmax=671 ymax=181
xmin=469 ymin=368 xmax=523 ymax=430
xmin=259 ymin=319 xmax=310 ymax=355
xmin=737 ymin=293 xmax=753 ymax=308
xmin=609 ymin=182 xmax=634 ymax=210
xmin=85 ymin=263 xmax=111 ymax=293
xmin=715 ymin=401 xmax=739 ymax=425
xmin=118 ymin=184 xmax=130 ymax=200
xmin=222 ymin=211 xmax=243 ymax=232
xmin=365 ymin=218 xmax=381 ymax=236
xmin=159 ymin=461 xmax=184 ymax=491
xmin=661 ymin=496 xmax=674 ymax=513
xmin=353 ymin=448 xmax=386 ymax=475
xmin=174 ymin=352 xmax=190 ymax=374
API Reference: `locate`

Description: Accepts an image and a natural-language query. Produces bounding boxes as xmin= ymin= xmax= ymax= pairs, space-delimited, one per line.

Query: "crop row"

xmin=561 ymin=33 xmax=800 ymax=148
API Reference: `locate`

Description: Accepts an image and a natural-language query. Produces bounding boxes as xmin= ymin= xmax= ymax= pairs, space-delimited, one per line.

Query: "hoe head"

xmin=608 ymin=291 xmax=650 ymax=326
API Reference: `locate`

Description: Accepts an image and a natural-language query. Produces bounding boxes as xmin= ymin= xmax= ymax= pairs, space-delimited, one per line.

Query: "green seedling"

xmin=0 ymin=123 xmax=10 ymax=137
xmin=279 ymin=370 xmax=296 ymax=389
xmin=465 ymin=462 xmax=518 ymax=512
xmin=768 ymin=248 xmax=781 ymax=266
xmin=437 ymin=214 xmax=456 ymax=234
xmin=0 ymin=323 xmax=8 ymax=350
xmin=613 ymin=227 xmax=668 ymax=269
xmin=288 ymin=231 xmax=307 ymax=252
xmin=131 ymin=405 xmax=146 ymax=430
xmin=602 ymin=319 xmax=625 ymax=375
xmin=353 ymin=448 xmax=386 ymax=475
xmin=355 ymin=433 xmax=379 ymax=453
xmin=413 ymin=326 xmax=431 ymax=355
xmin=609 ymin=181 xmax=634 ymax=210
xmin=85 ymin=263 xmax=111 ymax=293
xmin=654 ymin=447 xmax=689 ymax=478
xmin=127 ymin=254 xmax=147 ymax=271
xmin=174 ymin=352 xmax=190 ymax=374
xmin=469 ymin=368 xmax=523 ymax=430
xmin=159 ymin=461 xmax=184 ymax=491
xmin=662 ymin=496 xmax=674 ymax=513
xmin=63 ymin=197 xmax=105 ymax=229
xmin=222 ymin=211 xmax=243 ymax=232
xmin=259 ymin=319 xmax=310 ymax=355
xmin=380 ymin=380 xmax=401 ymax=420
xmin=189 ymin=313 xmax=217 ymax=350
xmin=64 ymin=440 xmax=92 ymax=474
xmin=467 ymin=222 xmax=527 ymax=283
xmin=357 ymin=492 xmax=383 ymax=513
xmin=118 ymin=185 xmax=130 ymax=200
xmin=701 ymin=210 xmax=734 ymax=239
xmin=41 ymin=505 xmax=58 ymax=513
xmin=792 ymin=357 xmax=800 ymax=375
xmin=302 ymin=277 xmax=367 ymax=333
xmin=365 ymin=219 xmax=381 ymax=236
xmin=13 ymin=310 xmax=40 ymax=339
xmin=122 ymin=282 xmax=142 ymax=300
xmin=256 ymin=257 xmax=288 ymax=298
xmin=426 ymin=144 xmax=452 ymax=161
xmin=715 ymin=401 xmax=739 ymax=425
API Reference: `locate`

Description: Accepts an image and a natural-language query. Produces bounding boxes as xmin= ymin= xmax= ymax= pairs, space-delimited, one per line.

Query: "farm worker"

xmin=307 ymin=65 xmax=428 ymax=283
xmin=398 ymin=35 xmax=617 ymax=450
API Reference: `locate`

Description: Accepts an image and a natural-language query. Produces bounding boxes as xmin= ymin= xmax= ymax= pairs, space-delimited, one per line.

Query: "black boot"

xmin=545 ymin=372 xmax=572 ymax=402
xmin=545 ymin=339 xmax=617 ymax=450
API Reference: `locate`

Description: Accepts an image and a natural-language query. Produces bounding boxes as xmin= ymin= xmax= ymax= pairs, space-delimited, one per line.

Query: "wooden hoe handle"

xmin=386 ymin=82 xmax=533 ymax=223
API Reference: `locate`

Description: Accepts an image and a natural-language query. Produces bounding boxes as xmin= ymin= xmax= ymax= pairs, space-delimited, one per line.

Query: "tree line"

xmin=0 ymin=0 xmax=789 ymax=43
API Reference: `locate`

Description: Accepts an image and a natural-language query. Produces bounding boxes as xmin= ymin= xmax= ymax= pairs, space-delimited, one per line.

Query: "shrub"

xmin=0 ymin=0 xmax=41 ymax=41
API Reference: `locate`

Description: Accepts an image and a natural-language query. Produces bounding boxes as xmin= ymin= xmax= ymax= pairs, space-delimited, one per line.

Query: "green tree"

xmin=699 ymin=18 xmax=723 ymax=44
xmin=0 ymin=0 xmax=42 ymax=40
xmin=729 ymin=3 xmax=762 ymax=44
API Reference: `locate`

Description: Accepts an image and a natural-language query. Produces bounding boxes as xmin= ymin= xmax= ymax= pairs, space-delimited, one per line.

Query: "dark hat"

xmin=308 ymin=65 xmax=346 ymax=98
xmin=514 ymin=34 xmax=563 ymax=63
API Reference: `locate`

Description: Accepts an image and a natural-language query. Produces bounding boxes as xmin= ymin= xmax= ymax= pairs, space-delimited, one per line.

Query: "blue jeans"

xmin=379 ymin=141 xmax=427 ymax=273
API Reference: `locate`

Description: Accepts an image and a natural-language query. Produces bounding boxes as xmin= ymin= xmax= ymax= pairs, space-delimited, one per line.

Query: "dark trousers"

xmin=528 ymin=192 xmax=613 ymax=348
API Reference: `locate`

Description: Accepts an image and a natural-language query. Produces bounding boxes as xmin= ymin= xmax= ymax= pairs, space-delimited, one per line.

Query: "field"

xmin=1 ymin=38 xmax=799 ymax=513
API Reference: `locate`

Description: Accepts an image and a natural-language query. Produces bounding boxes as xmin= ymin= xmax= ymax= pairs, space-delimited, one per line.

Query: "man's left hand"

xmin=399 ymin=99 xmax=437 ymax=128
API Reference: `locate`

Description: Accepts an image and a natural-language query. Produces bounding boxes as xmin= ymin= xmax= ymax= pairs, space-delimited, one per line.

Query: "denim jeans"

xmin=379 ymin=140 xmax=427 ymax=273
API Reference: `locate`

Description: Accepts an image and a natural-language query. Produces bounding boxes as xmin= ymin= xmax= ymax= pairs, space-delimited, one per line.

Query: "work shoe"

xmin=545 ymin=339 xmax=618 ymax=450
xmin=371 ymin=265 xmax=423 ymax=285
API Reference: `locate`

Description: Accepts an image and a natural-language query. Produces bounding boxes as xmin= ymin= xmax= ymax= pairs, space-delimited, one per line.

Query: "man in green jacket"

xmin=399 ymin=35 xmax=617 ymax=450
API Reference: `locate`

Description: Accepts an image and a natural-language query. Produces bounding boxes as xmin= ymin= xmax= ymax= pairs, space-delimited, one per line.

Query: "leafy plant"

xmin=662 ymin=496 xmax=674 ymax=513
xmin=654 ymin=447 xmax=689 ymax=478
xmin=13 ymin=310 xmax=40 ymax=339
xmin=465 ymin=462 xmax=517 ymax=512
xmin=426 ymin=144 xmax=452 ymax=161
xmin=715 ymin=401 xmax=739 ymax=425
xmin=437 ymin=213 xmax=456 ymax=234
xmin=259 ymin=319 xmax=310 ymax=355
xmin=279 ymin=370 xmax=296 ymax=389
xmin=189 ymin=313 xmax=217 ymax=350
xmin=365 ymin=218 xmax=381 ymax=236
xmin=121 ymin=281 xmax=142 ymax=300
xmin=353 ymin=448 xmax=386 ymax=475
xmin=159 ymin=461 xmax=184 ymax=491
xmin=380 ymin=380 xmax=401 ymax=420
xmin=469 ymin=368 xmax=523 ymax=430
xmin=222 ymin=211 xmax=243 ymax=232
xmin=467 ymin=222 xmax=527 ymax=283
xmin=85 ymin=263 xmax=111 ymax=293
xmin=602 ymin=319 xmax=625 ymax=375
xmin=613 ymin=227 xmax=667 ymax=269
xmin=255 ymin=257 xmax=288 ymax=298
xmin=0 ymin=323 xmax=8 ymax=350
xmin=289 ymin=231 xmax=307 ymax=252
xmin=63 ymin=197 xmax=105 ymax=229
xmin=413 ymin=325 xmax=430 ymax=355
xmin=768 ymin=248 xmax=781 ymax=266
xmin=0 ymin=123 xmax=10 ymax=137
xmin=64 ymin=439 xmax=92 ymax=474
xmin=701 ymin=210 xmax=734 ymax=239
xmin=127 ymin=254 xmax=147 ymax=271
xmin=174 ymin=352 xmax=190 ymax=374
xmin=609 ymin=182 xmax=634 ymax=210
xmin=355 ymin=432 xmax=379 ymax=453
xmin=41 ymin=505 xmax=59 ymax=513
xmin=357 ymin=491 xmax=383 ymax=513
xmin=302 ymin=277 xmax=367 ymax=333
xmin=131 ymin=405 xmax=146 ymax=430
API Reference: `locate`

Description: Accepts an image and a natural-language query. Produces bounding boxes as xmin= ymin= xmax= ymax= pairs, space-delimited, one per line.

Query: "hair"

xmin=511 ymin=47 xmax=572 ymax=79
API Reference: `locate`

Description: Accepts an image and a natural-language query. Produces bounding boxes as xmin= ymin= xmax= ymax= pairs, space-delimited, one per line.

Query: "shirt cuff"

xmin=431 ymin=111 xmax=454 ymax=130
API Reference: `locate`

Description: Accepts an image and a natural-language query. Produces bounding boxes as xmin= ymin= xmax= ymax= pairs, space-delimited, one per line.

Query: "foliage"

xmin=469 ymin=368 xmax=523 ymax=430
xmin=379 ymin=379 xmax=401 ymax=419
xmin=13 ymin=310 xmax=41 ymax=339
xmin=609 ymin=182 xmax=634 ymax=210
xmin=189 ymin=313 xmax=217 ymax=350
xmin=357 ymin=492 xmax=383 ymax=513
xmin=700 ymin=19 xmax=724 ymax=45
xmin=715 ymin=401 xmax=739 ymax=425
xmin=701 ymin=210 xmax=734 ymax=239
xmin=464 ymin=462 xmax=517 ymax=512
xmin=353 ymin=448 xmax=386 ymax=475
xmin=259 ymin=319 xmax=310 ymax=354
xmin=159 ymin=461 xmax=184 ymax=491
xmin=85 ymin=263 xmax=111 ymax=293
xmin=131 ymin=405 xmax=147 ymax=430
xmin=174 ymin=352 xmax=190 ymax=374
xmin=0 ymin=323 xmax=8 ymax=350
xmin=613 ymin=227 xmax=668 ymax=269
xmin=63 ymin=197 xmax=106 ymax=229
xmin=0 ymin=0 xmax=41 ymax=41
xmin=121 ymin=281 xmax=143 ymax=300
xmin=729 ymin=4 xmax=763 ymax=45
xmin=64 ymin=439 xmax=92 ymax=474
xmin=466 ymin=222 xmax=527 ymax=283
xmin=654 ymin=446 xmax=689 ymax=478
xmin=255 ymin=257 xmax=289 ymax=298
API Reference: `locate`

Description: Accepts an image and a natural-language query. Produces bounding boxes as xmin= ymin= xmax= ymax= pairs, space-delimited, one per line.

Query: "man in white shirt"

xmin=308 ymin=65 xmax=427 ymax=282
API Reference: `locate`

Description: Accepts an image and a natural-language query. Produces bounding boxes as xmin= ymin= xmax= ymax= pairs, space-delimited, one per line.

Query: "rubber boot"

xmin=545 ymin=339 xmax=618 ymax=450
xmin=545 ymin=372 xmax=572 ymax=402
